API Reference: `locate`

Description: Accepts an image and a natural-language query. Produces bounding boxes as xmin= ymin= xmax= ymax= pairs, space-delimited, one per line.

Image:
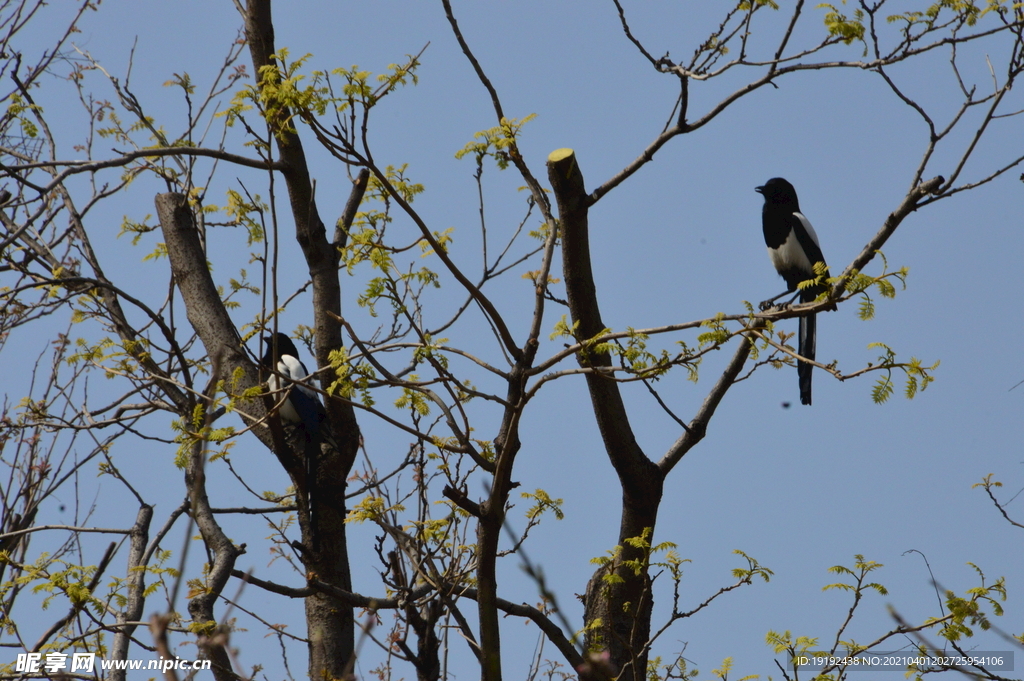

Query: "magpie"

xmin=755 ymin=177 xmax=830 ymax=406
xmin=260 ymin=332 xmax=328 ymax=550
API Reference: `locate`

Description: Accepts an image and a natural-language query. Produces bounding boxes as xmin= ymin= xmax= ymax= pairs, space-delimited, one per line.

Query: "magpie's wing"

xmin=278 ymin=356 xmax=319 ymax=400
xmin=274 ymin=355 xmax=326 ymax=435
xmin=790 ymin=211 xmax=827 ymax=273
xmin=285 ymin=384 xmax=327 ymax=439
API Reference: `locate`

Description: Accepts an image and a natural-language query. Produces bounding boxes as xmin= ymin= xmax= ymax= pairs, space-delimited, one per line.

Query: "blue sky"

xmin=5 ymin=1 xmax=1023 ymax=679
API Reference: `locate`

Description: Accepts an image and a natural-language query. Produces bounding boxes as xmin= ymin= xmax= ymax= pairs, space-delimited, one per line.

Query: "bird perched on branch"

xmin=260 ymin=332 xmax=327 ymax=550
xmin=755 ymin=177 xmax=831 ymax=406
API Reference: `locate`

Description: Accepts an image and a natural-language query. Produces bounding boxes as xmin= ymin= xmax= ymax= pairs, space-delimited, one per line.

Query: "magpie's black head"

xmin=261 ymin=332 xmax=300 ymax=367
xmin=755 ymin=177 xmax=800 ymax=208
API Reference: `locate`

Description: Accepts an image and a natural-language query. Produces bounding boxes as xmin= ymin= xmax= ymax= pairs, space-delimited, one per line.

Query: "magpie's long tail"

xmin=798 ymin=306 xmax=816 ymax=406
xmin=288 ymin=387 xmax=323 ymax=552
xmin=303 ymin=437 xmax=319 ymax=552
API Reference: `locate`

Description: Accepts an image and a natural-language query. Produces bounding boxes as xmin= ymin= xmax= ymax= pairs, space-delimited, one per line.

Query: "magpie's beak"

xmin=755 ymin=185 xmax=764 ymax=194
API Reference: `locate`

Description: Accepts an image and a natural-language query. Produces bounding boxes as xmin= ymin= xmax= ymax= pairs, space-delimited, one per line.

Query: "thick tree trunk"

xmin=240 ymin=2 xmax=365 ymax=676
xmin=547 ymin=148 xmax=663 ymax=681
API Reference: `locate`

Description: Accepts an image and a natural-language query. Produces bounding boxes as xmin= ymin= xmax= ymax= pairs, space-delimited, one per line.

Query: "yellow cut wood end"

xmin=547 ymin=148 xmax=575 ymax=163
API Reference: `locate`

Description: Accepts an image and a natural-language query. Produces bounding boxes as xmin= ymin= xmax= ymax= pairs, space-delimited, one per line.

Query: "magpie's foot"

xmin=759 ymin=299 xmax=789 ymax=312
